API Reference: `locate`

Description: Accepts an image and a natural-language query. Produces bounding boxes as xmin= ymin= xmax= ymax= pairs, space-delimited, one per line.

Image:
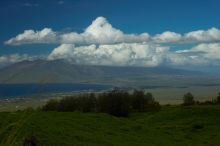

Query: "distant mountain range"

xmin=0 ymin=59 xmax=219 ymax=88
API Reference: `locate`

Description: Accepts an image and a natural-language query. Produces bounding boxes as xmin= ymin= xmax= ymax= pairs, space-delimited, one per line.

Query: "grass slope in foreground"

xmin=0 ymin=105 xmax=220 ymax=146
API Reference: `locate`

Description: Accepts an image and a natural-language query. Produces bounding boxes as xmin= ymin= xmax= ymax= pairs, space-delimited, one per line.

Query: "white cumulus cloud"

xmin=4 ymin=17 xmax=220 ymax=68
xmin=5 ymin=17 xmax=150 ymax=45
xmin=5 ymin=28 xmax=57 ymax=45
xmin=173 ymin=43 xmax=220 ymax=66
xmin=153 ymin=31 xmax=182 ymax=43
xmin=184 ymin=27 xmax=220 ymax=42
xmin=177 ymin=43 xmax=220 ymax=59
xmin=5 ymin=17 xmax=220 ymax=46
xmin=48 ymin=43 xmax=170 ymax=67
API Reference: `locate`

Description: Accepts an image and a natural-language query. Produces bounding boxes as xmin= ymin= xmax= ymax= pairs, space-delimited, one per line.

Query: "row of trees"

xmin=42 ymin=90 xmax=161 ymax=117
xmin=42 ymin=90 xmax=220 ymax=116
xmin=183 ymin=92 xmax=220 ymax=106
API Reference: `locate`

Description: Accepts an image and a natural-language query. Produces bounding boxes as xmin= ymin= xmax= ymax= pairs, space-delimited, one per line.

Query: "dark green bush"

xmin=183 ymin=92 xmax=195 ymax=106
xmin=58 ymin=97 xmax=79 ymax=112
xmin=131 ymin=90 xmax=145 ymax=111
xmin=78 ymin=93 xmax=97 ymax=112
xmin=145 ymin=101 xmax=161 ymax=111
xmin=131 ymin=90 xmax=159 ymax=112
xmin=43 ymin=94 xmax=97 ymax=112
xmin=42 ymin=99 xmax=59 ymax=111
xmin=97 ymin=90 xmax=131 ymax=117
xmin=217 ymin=93 xmax=220 ymax=104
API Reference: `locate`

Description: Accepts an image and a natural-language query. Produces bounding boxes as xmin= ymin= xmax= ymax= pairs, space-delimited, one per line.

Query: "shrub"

xmin=42 ymin=99 xmax=59 ymax=111
xmin=131 ymin=90 xmax=159 ymax=112
xmin=97 ymin=90 xmax=131 ymax=117
xmin=145 ymin=92 xmax=155 ymax=104
xmin=217 ymin=93 xmax=220 ymax=104
xmin=131 ymin=90 xmax=145 ymax=111
xmin=78 ymin=93 xmax=97 ymax=112
xmin=183 ymin=92 xmax=195 ymax=106
xmin=43 ymin=94 xmax=97 ymax=112
xmin=145 ymin=101 xmax=161 ymax=111
xmin=58 ymin=97 xmax=79 ymax=112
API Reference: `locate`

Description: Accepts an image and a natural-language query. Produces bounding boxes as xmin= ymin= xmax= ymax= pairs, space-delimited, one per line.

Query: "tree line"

xmin=183 ymin=92 xmax=220 ymax=106
xmin=42 ymin=89 xmax=161 ymax=117
xmin=41 ymin=90 xmax=220 ymax=117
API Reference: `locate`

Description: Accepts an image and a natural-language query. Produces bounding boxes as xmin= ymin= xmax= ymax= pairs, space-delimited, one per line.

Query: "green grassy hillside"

xmin=0 ymin=105 xmax=220 ymax=146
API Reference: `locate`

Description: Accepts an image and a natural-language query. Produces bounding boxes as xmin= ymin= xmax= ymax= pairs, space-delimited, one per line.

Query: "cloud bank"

xmin=5 ymin=17 xmax=220 ymax=45
xmin=48 ymin=43 xmax=169 ymax=67
xmin=3 ymin=17 xmax=220 ymax=68
xmin=5 ymin=17 xmax=150 ymax=45
xmin=46 ymin=42 xmax=220 ymax=67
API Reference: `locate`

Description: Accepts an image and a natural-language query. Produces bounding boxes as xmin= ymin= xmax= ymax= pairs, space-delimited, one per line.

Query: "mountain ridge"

xmin=0 ymin=59 xmax=210 ymax=87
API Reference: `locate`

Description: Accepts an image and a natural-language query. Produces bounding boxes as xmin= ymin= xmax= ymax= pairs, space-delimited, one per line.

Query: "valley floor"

xmin=0 ymin=105 xmax=220 ymax=146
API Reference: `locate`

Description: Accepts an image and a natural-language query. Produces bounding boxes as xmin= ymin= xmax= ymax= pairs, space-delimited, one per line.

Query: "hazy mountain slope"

xmin=0 ymin=59 xmax=218 ymax=87
xmin=0 ymin=60 xmax=103 ymax=83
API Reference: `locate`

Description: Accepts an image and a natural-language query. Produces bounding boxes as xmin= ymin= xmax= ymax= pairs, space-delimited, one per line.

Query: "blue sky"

xmin=1 ymin=0 xmax=220 ymax=69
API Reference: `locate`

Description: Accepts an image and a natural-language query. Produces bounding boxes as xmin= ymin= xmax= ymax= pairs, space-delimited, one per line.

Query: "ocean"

xmin=0 ymin=83 xmax=112 ymax=98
